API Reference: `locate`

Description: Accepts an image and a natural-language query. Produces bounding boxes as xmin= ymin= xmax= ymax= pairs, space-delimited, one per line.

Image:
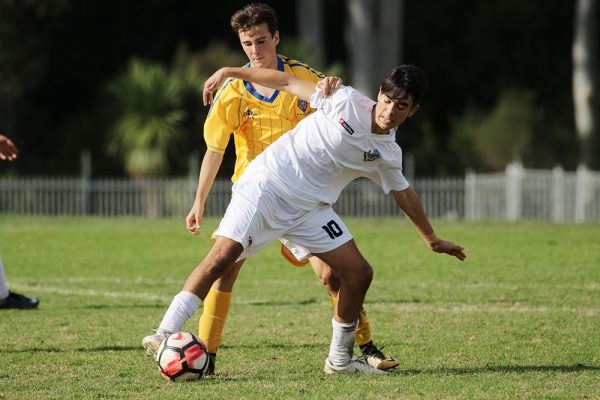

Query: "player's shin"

xmin=329 ymin=293 xmax=372 ymax=346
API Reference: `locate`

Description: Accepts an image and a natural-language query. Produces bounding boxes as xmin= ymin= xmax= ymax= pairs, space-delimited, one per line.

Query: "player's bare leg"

xmin=182 ymin=237 xmax=244 ymax=297
xmin=314 ymin=240 xmax=385 ymax=374
xmin=142 ymin=237 xmax=243 ymax=357
xmin=309 ymin=257 xmax=399 ymax=370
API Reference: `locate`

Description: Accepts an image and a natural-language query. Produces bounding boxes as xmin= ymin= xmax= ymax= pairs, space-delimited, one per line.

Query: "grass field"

xmin=0 ymin=215 xmax=598 ymax=399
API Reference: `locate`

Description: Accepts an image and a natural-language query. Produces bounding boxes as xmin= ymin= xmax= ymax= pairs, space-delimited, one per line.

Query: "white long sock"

xmin=328 ymin=318 xmax=357 ymax=367
xmin=0 ymin=257 xmax=9 ymax=300
xmin=157 ymin=291 xmax=203 ymax=334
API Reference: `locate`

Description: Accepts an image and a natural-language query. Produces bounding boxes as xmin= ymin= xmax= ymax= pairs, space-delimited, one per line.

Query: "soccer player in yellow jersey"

xmin=176 ymin=3 xmax=396 ymax=373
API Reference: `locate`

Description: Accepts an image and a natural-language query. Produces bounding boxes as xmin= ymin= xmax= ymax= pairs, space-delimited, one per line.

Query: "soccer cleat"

xmin=324 ymin=357 xmax=388 ymax=375
xmin=205 ymin=352 xmax=217 ymax=375
xmin=360 ymin=342 xmax=400 ymax=370
xmin=0 ymin=291 xmax=39 ymax=310
xmin=142 ymin=330 xmax=170 ymax=358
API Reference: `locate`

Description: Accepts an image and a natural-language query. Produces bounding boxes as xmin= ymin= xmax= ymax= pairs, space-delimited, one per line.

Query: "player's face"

xmin=238 ymin=23 xmax=280 ymax=70
xmin=372 ymin=91 xmax=419 ymax=133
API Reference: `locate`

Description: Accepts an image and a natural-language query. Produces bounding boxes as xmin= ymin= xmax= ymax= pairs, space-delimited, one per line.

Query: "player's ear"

xmin=273 ymin=31 xmax=280 ymax=46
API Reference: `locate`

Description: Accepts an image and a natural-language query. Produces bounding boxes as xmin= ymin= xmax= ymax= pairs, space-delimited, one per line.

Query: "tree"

xmin=0 ymin=0 xmax=69 ymax=133
xmin=573 ymin=0 xmax=599 ymax=169
xmin=346 ymin=0 xmax=404 ymax=98
xmin=450 ymin=89 xmax=540 ymax=171
xmin=296 ymin=0 xmax=325 ymax=67
xmin=107 ymin=58 xmax=191 ymax=178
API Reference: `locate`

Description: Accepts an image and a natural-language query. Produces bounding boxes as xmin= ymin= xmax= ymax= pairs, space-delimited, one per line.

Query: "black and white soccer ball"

xmin=156 ymin=331 xmax=210 ymax=381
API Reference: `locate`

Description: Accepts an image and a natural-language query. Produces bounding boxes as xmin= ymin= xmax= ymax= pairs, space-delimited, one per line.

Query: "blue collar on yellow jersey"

xmin=243 ymin=55 xmax=285 ymax=103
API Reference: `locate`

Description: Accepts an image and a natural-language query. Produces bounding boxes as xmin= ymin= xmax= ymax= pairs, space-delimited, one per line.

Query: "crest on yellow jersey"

xmin=297 ymin=99 xmax=308 ymax=112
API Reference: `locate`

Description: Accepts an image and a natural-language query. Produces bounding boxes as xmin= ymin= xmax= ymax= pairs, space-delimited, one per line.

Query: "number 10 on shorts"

xmin=322 ymin=220 xmax=344 ymax=239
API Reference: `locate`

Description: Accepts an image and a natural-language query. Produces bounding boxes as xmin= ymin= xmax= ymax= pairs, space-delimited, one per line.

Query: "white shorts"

xmin=215 ymin=177 xmax=353 ymax=262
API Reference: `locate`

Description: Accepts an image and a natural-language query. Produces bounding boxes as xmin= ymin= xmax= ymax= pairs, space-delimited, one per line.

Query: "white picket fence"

xmin=0 ymin=163 xmax=599 ymax=222
xmin=465 ymin=163 xmax=600 ymax=222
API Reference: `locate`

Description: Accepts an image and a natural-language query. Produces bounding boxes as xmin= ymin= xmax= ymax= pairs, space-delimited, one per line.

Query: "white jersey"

xmin=234 ymin=85 xmax=410 ymax=210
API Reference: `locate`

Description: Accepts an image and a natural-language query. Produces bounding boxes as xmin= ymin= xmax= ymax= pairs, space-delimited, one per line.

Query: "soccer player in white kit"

xmin=144 ymin=64 xmax=466 ymax=374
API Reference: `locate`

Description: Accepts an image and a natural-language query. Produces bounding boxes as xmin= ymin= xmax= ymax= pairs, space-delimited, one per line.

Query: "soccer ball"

xmin=156 ymin=331 xmax=210 ymax=381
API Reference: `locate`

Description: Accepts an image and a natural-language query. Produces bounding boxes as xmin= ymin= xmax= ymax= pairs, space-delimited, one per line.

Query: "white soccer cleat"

xmin=142 ymin=330 xmax=170 ymax=358
xmin=324 ymin=356 xmax=388 ymax=375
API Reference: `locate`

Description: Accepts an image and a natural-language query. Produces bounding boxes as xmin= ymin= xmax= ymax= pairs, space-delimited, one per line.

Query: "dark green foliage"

xmin=450 ymin=89 xmax=541 ymax=171
xmin=0 ymin=0 xmax=582 ymax=176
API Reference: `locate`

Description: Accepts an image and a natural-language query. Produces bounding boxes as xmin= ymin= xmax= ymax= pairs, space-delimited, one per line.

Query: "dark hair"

xmin=380 ymin=65 xmax=428 ymax=105
xmin=230 ymin=3 xmax=278 ymax=36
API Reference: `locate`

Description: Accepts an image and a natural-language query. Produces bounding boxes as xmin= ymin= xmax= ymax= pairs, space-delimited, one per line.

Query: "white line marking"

xmin=367 ymin=303 xmax=600 ymax=316
xmin=10 ymin=283 xmax=599 ymax=315
xmin=25 ymin=277 xmax=600 ymax=291
xmin=11 ymin=284 xmax=171 ymax=302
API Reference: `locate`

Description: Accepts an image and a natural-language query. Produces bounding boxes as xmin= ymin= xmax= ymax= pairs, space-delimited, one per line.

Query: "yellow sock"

xmin=199 ymin=288 xmax=232 ymax=354
xmin=328 ymin=294 xmax=373 ymax=347
xmin=356 ymin=307 xmax=372 ymax=347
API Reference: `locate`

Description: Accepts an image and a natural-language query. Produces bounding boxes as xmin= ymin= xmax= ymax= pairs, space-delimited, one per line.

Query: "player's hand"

xmin=203 ymin=67 xmax=228 ymax=106
xmin=317 ymin=76 xmax=342 ymax=98
xmin=185 ymin=202 xmax=205 ymax=235
xmin=0 ymin=134 xmax=18 ymax=161
xmin=429 ymin=239 xmax=466 ymax=261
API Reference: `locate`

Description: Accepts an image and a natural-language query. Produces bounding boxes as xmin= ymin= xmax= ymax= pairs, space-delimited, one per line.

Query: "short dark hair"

xmin=380 ymin=65 xmax=428 ymax=105
xmin=230 ymin=3 xmax=278 ymax=36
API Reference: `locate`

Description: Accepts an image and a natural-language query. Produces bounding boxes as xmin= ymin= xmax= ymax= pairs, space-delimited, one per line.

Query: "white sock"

xmin=157 ymin=291 xmax=203 ymax=334
xmin=0 ymin=257 xmax=9 ymax=300
xmin=328 ymin=318 xmax=357 ymax=367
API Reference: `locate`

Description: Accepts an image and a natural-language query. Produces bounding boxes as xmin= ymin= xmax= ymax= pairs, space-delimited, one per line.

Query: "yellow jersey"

xmin=203 ymin=55 xmax=325 ymax=182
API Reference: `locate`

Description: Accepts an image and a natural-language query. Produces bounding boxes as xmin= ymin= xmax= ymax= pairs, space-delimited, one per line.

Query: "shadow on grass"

xmin=62 ymin=300 xmax=320 ymax=309
xmin=0 ymin=345 xmax=139 ymax=353
xmin=4 ymin=341 xmax=598 ymax=378
xmin=240 ymin=298 xmax=319 ymax=306
xmin=219 ymin=342 xmax=324 ymax=350
xmin=1 ymin=342 xmax=326 ymax=354
xmin=397 ymin=364 xmax=600 ymax=375
xmin=79 ymin=304 xmax=165 ymax=309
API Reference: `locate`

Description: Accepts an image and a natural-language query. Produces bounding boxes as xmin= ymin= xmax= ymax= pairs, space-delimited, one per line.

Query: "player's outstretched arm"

xmin=0 ymin=134 xmax=18 ymax=161
xmin=204 ymin=67 xmax=318 ymax=105
xmin=186 ymin=151 xmax=224 ymax=235
xmin=392 ymin=187 xmax=466 ymax=261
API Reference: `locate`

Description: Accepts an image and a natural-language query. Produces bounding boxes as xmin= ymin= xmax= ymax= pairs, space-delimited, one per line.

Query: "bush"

xmin=451 ymin=88 xmax=541 ymax=171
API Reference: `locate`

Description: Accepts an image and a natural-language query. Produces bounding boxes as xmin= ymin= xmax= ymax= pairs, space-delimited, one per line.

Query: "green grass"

xmin=0 ymin=215 xmax=598 ymax=399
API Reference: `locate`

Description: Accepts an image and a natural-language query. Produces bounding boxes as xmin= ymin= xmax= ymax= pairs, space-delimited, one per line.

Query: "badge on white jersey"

xmin=363 ymin=149 xmax=382 ymax=161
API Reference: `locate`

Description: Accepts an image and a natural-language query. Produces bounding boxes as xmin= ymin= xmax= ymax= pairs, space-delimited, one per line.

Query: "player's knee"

xmin=349 ymin=261 xmax=373 ymax=292
xmin=206 ymin=239 xmax=242 ymax=276
xmin=205 ymin=251 xmax=237 ymax=279
xmin=219 ymin=260 xmax=243 ymax=285
xmin=321 ymin=272 xmax=341 ymax=293
xmin=215 ymin=255 xmax=237 ymax=275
